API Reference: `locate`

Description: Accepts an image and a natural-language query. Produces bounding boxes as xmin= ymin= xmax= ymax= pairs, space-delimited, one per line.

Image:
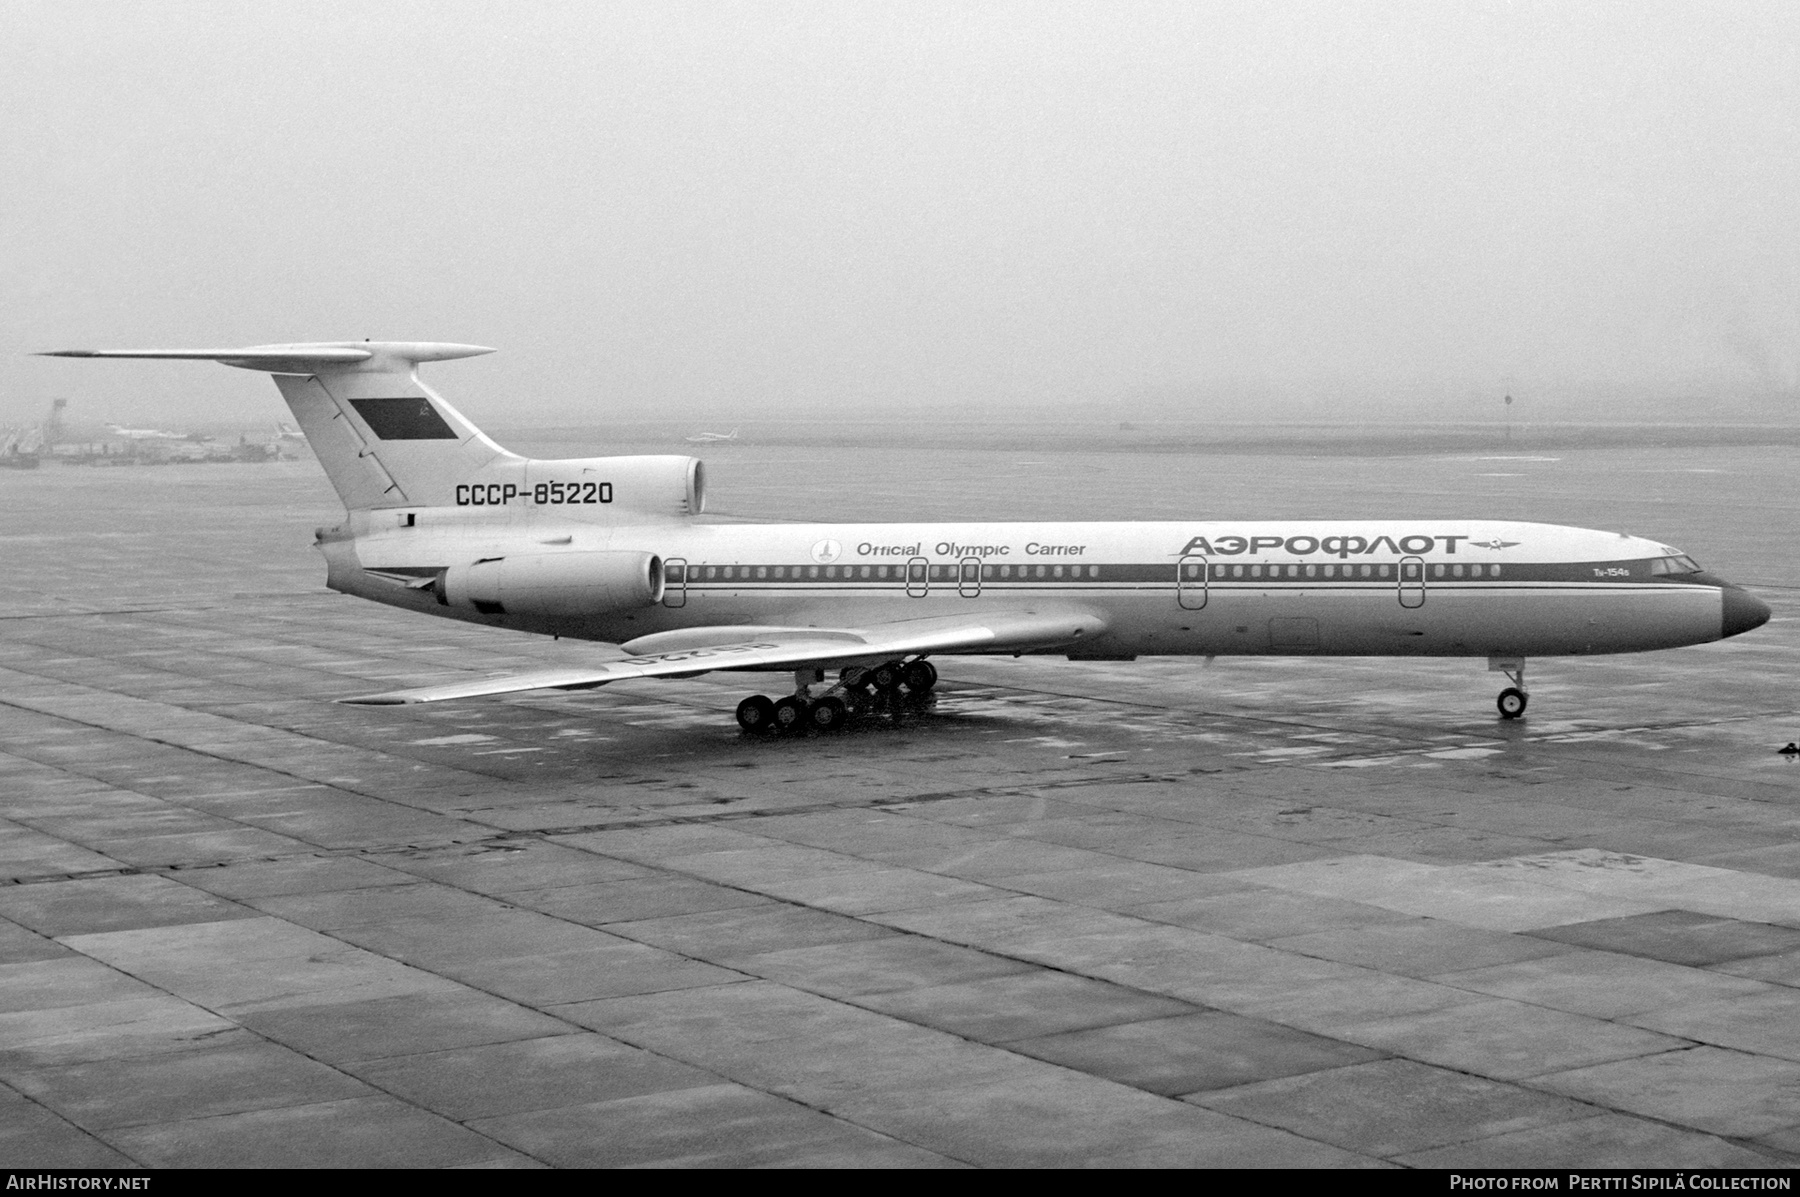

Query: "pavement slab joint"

xmin=5 ymin=451 xmax=1800 ymax=1164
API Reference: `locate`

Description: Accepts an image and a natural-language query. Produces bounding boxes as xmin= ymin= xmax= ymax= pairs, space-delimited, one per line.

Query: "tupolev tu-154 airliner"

xmin=44 ymin=342 xmax=1772 ymax=733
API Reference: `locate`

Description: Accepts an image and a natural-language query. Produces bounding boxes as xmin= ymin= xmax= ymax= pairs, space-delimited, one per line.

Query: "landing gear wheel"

xmin=809 ymin=696 xmax=848 ymax=732
xmin=903 ymin=660 xmax=938 ymax=693
xmin=772 ymin=697 xmax=809 ymax=734
xmin=736 ymin=695 xmax=776 ymax=733
xmin=1497 ymin=687 xmax=1528 ymax=720
xmin=869 ymin=663 xmax=904 ymax=693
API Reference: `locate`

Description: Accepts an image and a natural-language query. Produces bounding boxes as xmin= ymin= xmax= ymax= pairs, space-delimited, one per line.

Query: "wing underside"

xmin=339 ymin=607 xmax=1106 ymax=705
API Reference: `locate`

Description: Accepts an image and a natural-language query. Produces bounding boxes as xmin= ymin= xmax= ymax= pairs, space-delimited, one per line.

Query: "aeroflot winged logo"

xmin=1176 ymin=533 xmax=1515 ymax=558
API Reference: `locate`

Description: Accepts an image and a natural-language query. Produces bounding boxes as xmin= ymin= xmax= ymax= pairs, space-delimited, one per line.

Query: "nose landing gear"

xmin=734 ymin=658 xmax=937 ymax=734
xmin=1489 ymin=657 xmax=1529 ymax=719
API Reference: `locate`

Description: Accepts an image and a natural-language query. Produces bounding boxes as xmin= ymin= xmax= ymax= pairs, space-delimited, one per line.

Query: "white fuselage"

xmin=322 ymin=509 xmax=1738 ymax=665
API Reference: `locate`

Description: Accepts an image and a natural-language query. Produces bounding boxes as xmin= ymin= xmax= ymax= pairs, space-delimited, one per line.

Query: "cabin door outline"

xmin=905 ymin=556 xmax=929 ymax=598
xmin=1177 ymin=554 xmax=1209 ymax=610
xmin=959 ymin=556 xmax=983 ymax=598
xmin=1398 ymin=555 xmax=1426 ymax=608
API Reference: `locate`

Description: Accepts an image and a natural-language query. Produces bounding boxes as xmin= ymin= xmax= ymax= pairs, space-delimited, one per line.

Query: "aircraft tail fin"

xmin=41 ymin=343 xmax=517 ymax=509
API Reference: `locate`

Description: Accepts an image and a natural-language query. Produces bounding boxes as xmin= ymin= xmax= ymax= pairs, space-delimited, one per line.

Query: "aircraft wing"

xmin=339 ymin=606 xmax=1107 ymax=705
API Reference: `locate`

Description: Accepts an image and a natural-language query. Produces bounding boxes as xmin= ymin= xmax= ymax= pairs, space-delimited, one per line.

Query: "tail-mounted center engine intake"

xmin=436 ymin=551 xmax=664 ymax=617
xmin=591 ymin=456 xmax=704 ymax=518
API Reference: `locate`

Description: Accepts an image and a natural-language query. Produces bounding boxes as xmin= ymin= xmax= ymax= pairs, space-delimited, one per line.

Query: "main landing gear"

xmin=1490 ymin=657 xmax=1529 ymax=720
xmin=735 ymin=659 xmax=938 ymax=735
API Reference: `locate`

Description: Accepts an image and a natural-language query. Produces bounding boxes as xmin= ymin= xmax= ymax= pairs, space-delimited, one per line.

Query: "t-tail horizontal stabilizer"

xmin=41 ymin=342 xmax=513 ymax=510
xmin=39 ymin=343 xmax=494 ymax=374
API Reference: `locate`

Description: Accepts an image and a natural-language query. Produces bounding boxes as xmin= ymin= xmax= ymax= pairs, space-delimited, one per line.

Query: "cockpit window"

xmin=1648 ymin=555 xmax=1703 ymax=575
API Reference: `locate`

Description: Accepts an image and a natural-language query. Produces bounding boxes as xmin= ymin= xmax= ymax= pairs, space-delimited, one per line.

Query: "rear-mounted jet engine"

xmin=435 ymin=551 xmax=664 ymax=617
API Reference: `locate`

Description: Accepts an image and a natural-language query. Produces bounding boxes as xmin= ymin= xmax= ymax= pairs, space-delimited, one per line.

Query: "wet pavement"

xmin=2 ymin=452 xmax=1798 ymax=1167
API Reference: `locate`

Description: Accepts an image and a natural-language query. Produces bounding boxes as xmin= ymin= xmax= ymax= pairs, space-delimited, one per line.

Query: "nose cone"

xmin=1722 ymin=585 xmax=1772 ymax=639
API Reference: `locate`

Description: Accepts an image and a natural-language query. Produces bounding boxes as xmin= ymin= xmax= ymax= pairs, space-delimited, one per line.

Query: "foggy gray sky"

xmin=4 ymin=1 xmax=1797 ymax=427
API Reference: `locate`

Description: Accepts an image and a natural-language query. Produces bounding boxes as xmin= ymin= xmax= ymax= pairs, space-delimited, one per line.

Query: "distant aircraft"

xmin=275 ymin=421 xmax=306 ymax=441
xmin=105 ymin=422 xmax=185 ymax=440
xmin=45 ymin=342 xmax=1772 ymax=732
xmin=684 ymin=428 xmax=738 ymax=443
